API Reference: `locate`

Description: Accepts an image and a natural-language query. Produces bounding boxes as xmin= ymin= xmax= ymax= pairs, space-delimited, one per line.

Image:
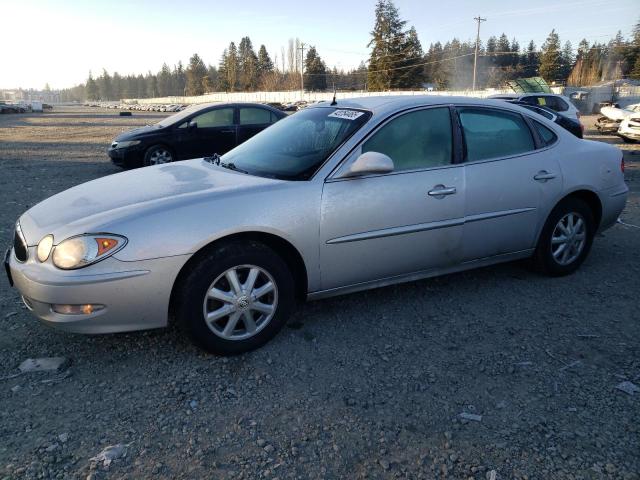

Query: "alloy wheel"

xmin=149 ymin=148 xmax=173 ymax=164
xmin=551 ymin=212 xmax=586 ymax=266
xmin=202 ymin=264 xmax=278 ymax=341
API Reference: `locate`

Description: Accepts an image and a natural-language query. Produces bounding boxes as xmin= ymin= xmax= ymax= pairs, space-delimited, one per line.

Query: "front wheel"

xmin=532 ymin=198 xmax=595 ymax=276
xmin=143 ymin=145 xmax=174 ymax=166
xmin=174 ymin=241 xmax=295 ymax=355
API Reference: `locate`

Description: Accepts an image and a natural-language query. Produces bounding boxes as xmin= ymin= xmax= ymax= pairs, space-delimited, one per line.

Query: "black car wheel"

xmin=143 ymin=145 xmax=174 ymax=166
xmin=532 ymin=198 xmax=595 ymax=276
xmin=174 ymin=241 xmax=295 ymax=355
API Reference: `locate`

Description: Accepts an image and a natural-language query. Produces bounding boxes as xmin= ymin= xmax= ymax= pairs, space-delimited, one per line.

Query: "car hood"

xmin=115 ymin=124 xmax=163 ymax=141
xmin=19 ymin=159 xmax=283 ymax=245
xmin=599 ymin=105 xmax=638 ymax=121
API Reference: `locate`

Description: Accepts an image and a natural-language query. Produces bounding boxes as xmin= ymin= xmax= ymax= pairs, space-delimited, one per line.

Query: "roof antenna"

xmin=330 ymin=82 xmax=337 ymax=106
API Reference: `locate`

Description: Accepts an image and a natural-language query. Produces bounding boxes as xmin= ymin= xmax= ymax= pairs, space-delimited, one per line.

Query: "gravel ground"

xmin=0 ymin=107 xmax=639 ymax=480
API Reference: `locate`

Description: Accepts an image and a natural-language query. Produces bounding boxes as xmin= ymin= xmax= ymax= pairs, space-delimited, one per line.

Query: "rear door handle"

xmin=533 ymin=171 xmax=557 ymax=182
xmin=428 ymin=185 xmax=457 ymax=198
xmin=220 ymin=129 xmax=235 ymax=133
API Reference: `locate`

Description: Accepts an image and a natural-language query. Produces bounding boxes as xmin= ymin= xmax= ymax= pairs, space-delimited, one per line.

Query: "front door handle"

xmin=428 ymin=185 xmax=457 ymax=198
xmin=533 ymin=170 xmax=557 ymax=182
xmin=220 ymin=129 xmax=235 ymax=134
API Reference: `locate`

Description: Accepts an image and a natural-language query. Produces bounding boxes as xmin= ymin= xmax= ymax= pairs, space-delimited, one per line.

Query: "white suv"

xmin=490 ymin=93 xmax=580 ymax=121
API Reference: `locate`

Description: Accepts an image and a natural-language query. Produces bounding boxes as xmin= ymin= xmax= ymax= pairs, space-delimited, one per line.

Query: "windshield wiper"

xmin=220 ymin=161 xmax=249 ymax=174
xmin=204 ymin=153 xmax=221 ymax=165
xmin=204 ymin=153 xmax=248 ymax=174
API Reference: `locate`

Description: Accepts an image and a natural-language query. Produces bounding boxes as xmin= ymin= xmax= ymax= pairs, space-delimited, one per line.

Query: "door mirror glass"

xmin=188 ymin=121 xmax=197 ymax=130
xmin=343 ymin=151 xmax=394 ymax=178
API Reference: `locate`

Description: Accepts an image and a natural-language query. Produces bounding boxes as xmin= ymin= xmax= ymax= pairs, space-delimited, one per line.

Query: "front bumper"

xmin=617 ymin=128 xmax=640 ymax=141
xmin=107 ymin=146 xmax=144 ymax=168
xmin=6 ymin=247 xmax=189 ymax=334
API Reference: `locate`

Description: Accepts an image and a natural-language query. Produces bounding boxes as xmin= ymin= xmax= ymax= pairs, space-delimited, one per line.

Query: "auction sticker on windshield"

xmin=328 ymin=110 xmax=365 ymax=120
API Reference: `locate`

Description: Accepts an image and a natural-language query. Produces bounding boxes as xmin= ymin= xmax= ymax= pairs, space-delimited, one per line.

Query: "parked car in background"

xmin=597 ymin=103 xmax=640 ymax=136
xmin=489 ymin=93 xmax=581 ymax=120
xmin=108 ymin=102 xmax=287 ymax=168
xmin=509 ymin=101 xmax=583 ymax=138
xmin=618 ymin=115 xmax=640 ymax=143
xmin=7 ymin=96 xmax=627 ymax=355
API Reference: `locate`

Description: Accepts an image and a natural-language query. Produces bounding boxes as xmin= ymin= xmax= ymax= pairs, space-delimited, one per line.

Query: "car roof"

xmin=308 ymin=95 xmax=533 ymax=116
xmin=185 ymin=102 xmax=283 ymax=112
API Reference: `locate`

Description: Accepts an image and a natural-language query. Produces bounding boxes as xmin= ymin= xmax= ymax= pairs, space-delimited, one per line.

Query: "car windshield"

xmin=220 ymin=107 xmax=371 ymax=180
xmin=156 ymin=104 xmax=204 ymax=127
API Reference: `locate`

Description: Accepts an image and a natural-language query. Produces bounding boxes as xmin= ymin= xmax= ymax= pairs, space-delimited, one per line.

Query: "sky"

xmin=0 ymin=0 xmax=638 ymax=90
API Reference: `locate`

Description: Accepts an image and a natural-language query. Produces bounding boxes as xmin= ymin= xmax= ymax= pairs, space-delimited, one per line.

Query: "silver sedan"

xmin=6 ymin=96 xmax=628 ymax=355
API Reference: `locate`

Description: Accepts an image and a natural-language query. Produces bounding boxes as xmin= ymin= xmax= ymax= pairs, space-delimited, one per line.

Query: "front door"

xmin=319 ymin=107 xmax=465 ymax=290
xmin=175 ymin=107 xmax=237 ymax=159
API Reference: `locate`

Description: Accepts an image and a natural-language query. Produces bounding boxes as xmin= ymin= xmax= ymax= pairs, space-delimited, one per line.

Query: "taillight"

xmin=621 ymin=158 xmax=625 ymax=173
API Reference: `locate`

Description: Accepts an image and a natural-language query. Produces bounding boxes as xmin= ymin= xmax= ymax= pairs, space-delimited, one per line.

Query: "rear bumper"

xmin=7 ymin=249 xmax=189 ymax=334
xmin=600 ymin=184 xmax=629 ymax=231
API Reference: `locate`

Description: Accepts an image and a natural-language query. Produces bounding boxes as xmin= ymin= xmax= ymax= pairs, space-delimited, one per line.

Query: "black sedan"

xmin=108 ymin=103 xmax=287 ymax=168
xmin=509 ymin=101 xmax=583 ymax=138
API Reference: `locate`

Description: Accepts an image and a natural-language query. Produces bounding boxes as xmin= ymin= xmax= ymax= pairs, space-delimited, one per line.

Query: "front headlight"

xmin=115 ymin=140 xmax=141 ymax=149
xmin=37 ymin=234 xmax=54 ymax=262
xmin=52 ymin=234 xmax=127 ymax=270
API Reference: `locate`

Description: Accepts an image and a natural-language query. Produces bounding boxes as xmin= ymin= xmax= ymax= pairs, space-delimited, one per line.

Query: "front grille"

xmin=13 ymin=223 xmax=28 ymax=262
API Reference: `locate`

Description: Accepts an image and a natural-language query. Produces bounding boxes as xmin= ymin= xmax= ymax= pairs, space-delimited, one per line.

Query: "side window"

xmin=554 ymin=97 xmax=569 ymax=112
xmin=362 ymin=107 xmax=452 ymax=171
xmin=458 ymin=108 xmax=535 ymax=162
xmin=532 ymin=120 xmax=558 ymax=147
xmin=270 ymin=112 xmax=282 ymax=123
xmin=240 ymin=107 xmax=272 ymax=125
xmin=191 ymin=108 xmax=234 ymax=128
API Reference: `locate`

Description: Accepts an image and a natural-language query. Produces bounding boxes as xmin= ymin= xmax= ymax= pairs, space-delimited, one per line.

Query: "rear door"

xmin=319 ymin=106 xmax=465 ymax=290
xmin=457 ymin=106 xmax=563 ymax=261
xmin=237 ymin=107 xmax=278 ymax=145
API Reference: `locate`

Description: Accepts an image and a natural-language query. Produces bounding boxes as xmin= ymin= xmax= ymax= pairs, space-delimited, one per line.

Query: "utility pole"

xmin=472 ymin=15 xmax=486 ymax=91
xmin=298 ymin=42 xmax=306 ymax=97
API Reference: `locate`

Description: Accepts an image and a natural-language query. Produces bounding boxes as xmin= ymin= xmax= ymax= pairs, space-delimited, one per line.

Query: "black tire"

xmin=143 ymin=145 xmax=174 ymax=166
xmin=174 ymin=241 xmax=295 ymax=355
xmin=532 ymin=198 xmax=595 ymax=276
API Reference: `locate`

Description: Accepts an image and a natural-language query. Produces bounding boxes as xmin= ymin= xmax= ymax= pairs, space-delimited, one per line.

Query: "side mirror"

xmin=188 ymin=121 xmax=197 ymax=130
xmin=342 ymin=151 xmax=394 ymax=178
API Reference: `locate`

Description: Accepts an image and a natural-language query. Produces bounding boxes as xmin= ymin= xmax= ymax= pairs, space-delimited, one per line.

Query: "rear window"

xmin=532 ymin=120 xmax=558 ymax=147
xmin=459 ymin=107 xmax=535 ymax=162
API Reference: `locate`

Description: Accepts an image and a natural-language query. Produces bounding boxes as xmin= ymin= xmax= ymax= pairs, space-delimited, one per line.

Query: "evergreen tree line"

xmin=367 ymin=0 xmax=640 ymax=90
xmin=57 ymin=1 xmax=640 ymax=101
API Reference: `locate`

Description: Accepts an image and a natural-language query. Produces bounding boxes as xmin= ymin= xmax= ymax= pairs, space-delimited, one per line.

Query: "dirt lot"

xmin=0 ymin=106 xmax=639 ymax=480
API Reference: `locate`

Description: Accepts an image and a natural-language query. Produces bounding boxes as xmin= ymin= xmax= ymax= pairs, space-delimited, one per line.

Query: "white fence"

xmin=125 ymin=88 xmax=518 ymax=106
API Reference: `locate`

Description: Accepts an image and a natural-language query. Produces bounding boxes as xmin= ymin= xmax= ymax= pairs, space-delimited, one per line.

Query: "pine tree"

xmin=157 ymin=63 xmax=172 ymax=96
xmin=560 ymin=41 xmax=574 ymax=81
xmin=398 ymin=26 xmax=424 ymax=88
xmin=85 ymin=72 xmax=99 ymax=101
xmin=173 ymin=62 xmax=186 ymax=96
xmin=186 ymin=53 xmax=208 ymax=95
xmin=539 ymin=30 xmax=562 ymax=83
xmin=217 ymin=49 xmax=230 ymax=91
xmin=97 ymin=69 xmax=113 ymax=100
xmin=303 ymin=46 xmax=327 ymax=91
xmin=225 ymin=42 xmax=240 ymax=91
xmin=238 ymin=37 xmax=259 ymax=91
xmin=367 ymin=0 xmax=408 ymax=90
xmin=203 ymin=65 xmax=218 ymax=93
xmin=257 ymin=45 xmax=274 ymax=85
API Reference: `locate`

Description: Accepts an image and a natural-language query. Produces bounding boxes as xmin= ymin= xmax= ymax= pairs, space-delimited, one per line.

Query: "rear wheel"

xmin=533 ymin=198 xmax=595 ymax=276
xmin=174 ymin=241 xmax=295 ymax=355
xmin=143 ymin=145 xmax=174 ymax=166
